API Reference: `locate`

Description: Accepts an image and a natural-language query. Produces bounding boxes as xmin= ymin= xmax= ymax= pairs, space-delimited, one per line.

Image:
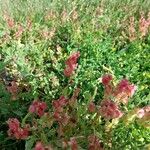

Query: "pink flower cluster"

xmin=34 ymin=141 xmax=45 ymax=150
xmin=101 ymin=74 xmax=137 ymax=104
xmin=129 ymin=16 xmax=136 ymax=41
xmin=4 ymin=14 xmax=15 ymax=28
xmin=7 ymin=118 xmax=29 ymax=139
xmin=52 ymin=96 xmax=69 ymax=125
xmin=29 ymin=100 xmax=47 ymax=117
xmin=128 ymin=13 xmax=150 ymax=41
xmin=15 ymin=24 xmax=24 ymax=39
xmin=53 ymin=89 xmax=80 ymax=136
xmin=3 ymin=14 xmax=24 ymax=39
xmin=139 ymin=12 xmax=150 ymax=38
xmin=134 ymin=106 xmax=150 ymax=127
xmin=102 ymin=74 xmax=113 ymax=85
xmin=136 ymin=105 xmax=150 ymax=119
xmin=34 ymin=141 xmax=53 ymax=150
xmin=52 ymin=96 xmax=68 ymax=112
xmin=99 ymin=100 xmax=123 ymax=120
xmin=64 ymin=52 xmax=80 ymax=77
xmin=114 ymin=79 xmax=137 ymax=104
xmin=101 ymin=74 xmax=113 ymax=98
xmin=88 ymin=135 xmax=103 ymax=150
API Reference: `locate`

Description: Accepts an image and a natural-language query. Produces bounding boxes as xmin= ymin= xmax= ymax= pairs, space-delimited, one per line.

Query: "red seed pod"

xmin=64 ymin=52 xmax=80 ymax=77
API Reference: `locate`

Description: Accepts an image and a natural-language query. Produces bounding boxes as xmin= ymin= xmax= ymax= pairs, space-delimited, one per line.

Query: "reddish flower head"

xmin=139 ymin=13 xmax=150 ymax=38
xmin=101 ymin=74 xmax=113 ymax=98
xmin=102 ymin=74 xmax=113 ymax=86
xmin=114 ymin=79 xmax=137 ymax=104
xmin=52 ymin=96 xmax=68 ymax=112
xmin=29 ymin=100 xmax=47 ymax=117
xmin=99 ymin=100 xmax=123 ymax=119
xmin=7 ymin=118 xmax=20 ymax=133
xmin=64 ymin=51 xmax=80 ymax=77
xmin=88 ymin=135 xmax=103 ymax=150
xmin=116 ymin=79 xmax=137 ymax=95
xmin=116 ymin=79 xmax=129 ymax=92
xmin=136 ymin=105 xmax=150 ymax=119
xmin=34 ymin=141 xmax=45 ymax=150
xmin=15 ymin=24 xmax=24 ymax=39
xmin=65 ymin=52 xmax=80 ymax=65
xmin=52 ymin=96 xmax=69 ymax=124
xmin=7 ymin=118 xmax=29 ymax=139
xmin=64 ymin=66 xmax=74 ymax=77
xmin=4 ymin=14 xmax=15 ymax=28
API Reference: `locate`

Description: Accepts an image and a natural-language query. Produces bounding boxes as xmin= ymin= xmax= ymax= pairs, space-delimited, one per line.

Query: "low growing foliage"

xmin=0 ymin=0 xmax=150 ymax=149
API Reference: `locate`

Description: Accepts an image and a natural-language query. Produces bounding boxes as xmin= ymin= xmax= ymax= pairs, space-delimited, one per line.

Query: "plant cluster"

xmin=0 ymin=0 xmax=150 ymax=149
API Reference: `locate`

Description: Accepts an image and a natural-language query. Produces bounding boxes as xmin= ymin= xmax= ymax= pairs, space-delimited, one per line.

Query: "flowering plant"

xmin=6 ymin=53 xmax=149 ymax=149
xmin=0 ymin=2 xmax=150 ymax=149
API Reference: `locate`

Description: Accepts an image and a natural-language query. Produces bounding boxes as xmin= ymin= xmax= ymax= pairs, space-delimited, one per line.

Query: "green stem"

xmin=41 ymin=130 xmax=48 ymax=144
xmin=90 ymin=86 xmax=98 ymax=101
xmin=22 ymin=112 xmax=31 ymax=127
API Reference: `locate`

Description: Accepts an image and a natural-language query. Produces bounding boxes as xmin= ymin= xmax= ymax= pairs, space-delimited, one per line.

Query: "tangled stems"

xmin=6 ymin=72 xmax=149 ymax=149
xmin=21 ymin=112 xmax=31 ymax=127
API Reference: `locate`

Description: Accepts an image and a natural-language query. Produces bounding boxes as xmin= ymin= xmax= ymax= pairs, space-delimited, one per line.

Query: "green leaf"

xmin=25 ymin=136 xmax=36 ymax=150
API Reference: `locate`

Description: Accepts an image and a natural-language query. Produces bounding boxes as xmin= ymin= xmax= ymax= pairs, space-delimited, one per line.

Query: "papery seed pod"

xmin=72 ymin=9 xmax=78 ymax=21
xmin=61 ymin=9 xmax=68 ymax=23
xmin=4 ymin=14 xmax=15 ymax=28
xmin=129 ymin=16 xmax=136 ymax=41
xmin=69 ymin=137 xmax=78 ymax=150
xmin=15 ymin=24 xmax=24 ymax=39
xmin=49 ymin=28 xmax=56 ymax=39
xmin=62 ymin=139 xmax=68 ymax=149
xmin=139 ymin=12 xmax=149 ymax=38
xmin=56 ymin=45 xmax=62 ymax=55
xmin=44 ymin=10 xmax=56 ymax=21
xmin=26 ymin=17 xmax=32 ymax=30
